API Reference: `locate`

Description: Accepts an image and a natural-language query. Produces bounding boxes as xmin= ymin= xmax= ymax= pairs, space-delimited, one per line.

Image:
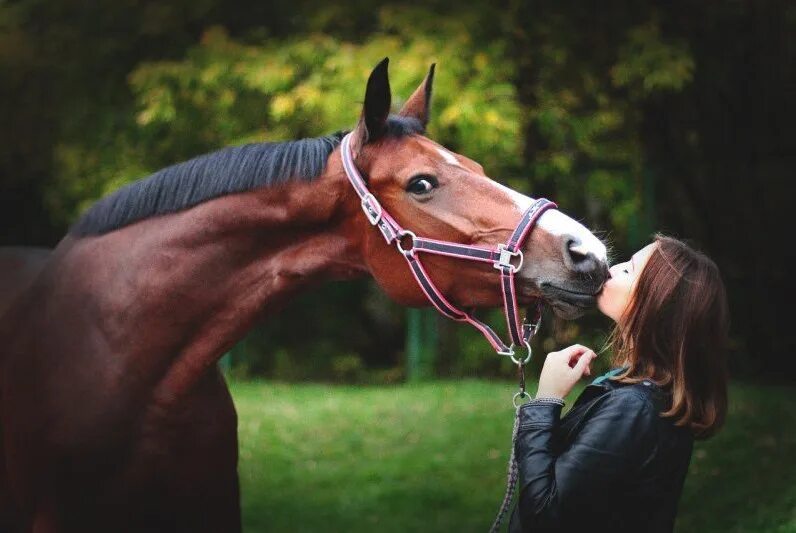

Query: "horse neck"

xmin=70 ymin=166 xmax=366 ymax=403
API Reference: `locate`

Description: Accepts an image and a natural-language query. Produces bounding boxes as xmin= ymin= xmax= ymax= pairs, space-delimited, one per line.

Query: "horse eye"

xmin=406 ymin=175 xmax=438 ymax=195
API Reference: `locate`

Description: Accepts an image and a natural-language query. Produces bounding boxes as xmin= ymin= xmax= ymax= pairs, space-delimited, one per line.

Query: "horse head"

xmin=341 ymin=59 xmax=608 ymax=322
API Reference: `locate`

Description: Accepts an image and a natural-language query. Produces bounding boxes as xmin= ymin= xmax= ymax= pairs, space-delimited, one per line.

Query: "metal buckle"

xmin=522 ymin=319 xmax=541 ymax=340
xmin=361 ymin=193 xmax=382 ymax=225
xmin=493 ymin=244 xmax=523 ymax=273
xmin=396 ymin=230 xmax=417 ymax=258
xmin=497 ymin=345 xmax=515 ymax=357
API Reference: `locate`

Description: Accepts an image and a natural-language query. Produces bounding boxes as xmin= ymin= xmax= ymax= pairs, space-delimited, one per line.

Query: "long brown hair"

xmin=609 ymin=235 xmax=729 ymax=439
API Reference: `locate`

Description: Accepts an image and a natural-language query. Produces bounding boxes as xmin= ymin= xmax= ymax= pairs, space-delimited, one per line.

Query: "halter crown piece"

xmin=340 ymin=133 xmax=556 ymax=363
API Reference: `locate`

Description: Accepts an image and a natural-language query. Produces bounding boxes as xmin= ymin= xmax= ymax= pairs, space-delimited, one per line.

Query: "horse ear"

xmin=350 ymin=57 xmax=391 ymax=156
xmin=398 ymin=63 xmax=435 ymax=128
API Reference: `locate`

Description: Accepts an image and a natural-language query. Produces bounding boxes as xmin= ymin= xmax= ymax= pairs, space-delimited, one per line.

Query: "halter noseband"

xmin=340 ymin=133 xmax=556 ymax=363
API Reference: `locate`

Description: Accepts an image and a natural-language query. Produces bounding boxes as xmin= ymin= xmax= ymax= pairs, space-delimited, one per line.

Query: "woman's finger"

xmin=573 ymin=351 xmax=595 ymax=376
xmin=566 ymin=349 xmax=595 ymax=368
xmin=555 ymin=344 xmax=591 ymax=360
xmin=563 ymin=344 xmax=588 ymax=355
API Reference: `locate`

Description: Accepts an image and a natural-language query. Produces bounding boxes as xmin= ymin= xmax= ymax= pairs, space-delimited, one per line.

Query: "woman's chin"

xmin=595 ymin=293 xmax=612 ymax=321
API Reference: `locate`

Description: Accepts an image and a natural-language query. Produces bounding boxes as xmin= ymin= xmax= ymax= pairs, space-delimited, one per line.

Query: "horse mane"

xmin=69 ymin=115 xmax=423 ymax=237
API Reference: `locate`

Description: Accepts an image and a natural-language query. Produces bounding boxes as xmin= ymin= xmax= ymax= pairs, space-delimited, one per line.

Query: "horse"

xmin=0 ymin=58 xmax=608 ymax=531
xmin=0 ymin=248 xmax=51 ymax=319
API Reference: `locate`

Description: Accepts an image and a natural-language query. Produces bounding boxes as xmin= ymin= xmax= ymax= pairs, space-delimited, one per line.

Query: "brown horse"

xmin=0 ymin=248 xmax=50 ymax=319
xmin=0 ymin=59 xmax=607 ymax=531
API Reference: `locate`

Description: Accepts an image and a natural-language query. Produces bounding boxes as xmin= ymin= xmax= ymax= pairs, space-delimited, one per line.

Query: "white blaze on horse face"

xmin=537 ymin=209 xmax=607 ymax=261
xmin=431 ymin=140 xmax=608 ymax=263
xmin=491 ymin=181 xmax=607 ymax=262
xmin=492 ymin=181 xmax=533 ymax=214
xmin=434 ymin=147 xmax=466 ymax=169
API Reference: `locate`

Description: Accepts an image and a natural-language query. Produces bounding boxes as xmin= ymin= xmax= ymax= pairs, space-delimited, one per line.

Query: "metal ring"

xmin=509 ymin=340 xmax=533 ymax=366
xmin=513 ymin=391 xmax=532 ymax=408
xmin=396 ymin=230 xmax=417 ymax=257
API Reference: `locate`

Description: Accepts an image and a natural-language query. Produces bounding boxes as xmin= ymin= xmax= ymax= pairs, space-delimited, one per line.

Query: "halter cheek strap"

xmin=340 ymin=133 xmax=556 ymax=361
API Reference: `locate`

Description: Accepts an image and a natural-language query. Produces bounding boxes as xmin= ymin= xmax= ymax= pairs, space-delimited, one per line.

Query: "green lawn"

xmin=230 ymin=379 xmax=796 ymax=532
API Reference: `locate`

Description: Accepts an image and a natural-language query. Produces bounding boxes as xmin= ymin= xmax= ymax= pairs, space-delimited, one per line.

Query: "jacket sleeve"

xmin=513 ymin=390 xmax=659 ymax=530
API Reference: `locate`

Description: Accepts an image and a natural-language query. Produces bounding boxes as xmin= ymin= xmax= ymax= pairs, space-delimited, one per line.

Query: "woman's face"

xmin=597 ymin=242 xmax=658 ymax=322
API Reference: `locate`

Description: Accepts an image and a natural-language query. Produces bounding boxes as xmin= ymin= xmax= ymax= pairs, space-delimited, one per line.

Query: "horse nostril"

xmin=563 ymin=236 xmax=608 ymax=282
xmin=564 ymin=237 xmax=590 ymax=266
xmin=566 ymin=238 xmax=588 ymax=264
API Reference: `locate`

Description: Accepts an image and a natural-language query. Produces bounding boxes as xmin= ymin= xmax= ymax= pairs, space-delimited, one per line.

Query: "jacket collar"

xmin=585 ymin=365 xmax=671 ymax=410
xmin=590 ymin=366 xmax=666 ymax=392
xmin=590 ymin=366 xmax=630 ymax=388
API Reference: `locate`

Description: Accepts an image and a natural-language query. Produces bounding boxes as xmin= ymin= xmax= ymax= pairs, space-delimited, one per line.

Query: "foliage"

xmin=46 ymin=9 xmax=523 ymax=228
xmin=518 ymin=16 xmax=694 ymax=239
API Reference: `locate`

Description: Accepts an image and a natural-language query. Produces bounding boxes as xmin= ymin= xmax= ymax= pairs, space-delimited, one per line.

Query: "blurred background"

xmin=1 ymin=1 xmax=793 ymax=531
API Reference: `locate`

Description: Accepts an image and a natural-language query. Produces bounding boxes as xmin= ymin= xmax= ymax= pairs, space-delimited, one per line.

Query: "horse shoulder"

xmin=0 ymin=246 xmax=51 ymax=319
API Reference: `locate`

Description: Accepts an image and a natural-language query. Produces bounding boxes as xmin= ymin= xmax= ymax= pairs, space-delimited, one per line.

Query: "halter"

xmin=340 ymin=133 xmax=556 ymax=362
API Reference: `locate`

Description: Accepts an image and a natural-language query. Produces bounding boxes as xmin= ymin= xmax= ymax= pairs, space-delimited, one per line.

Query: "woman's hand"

xmin=535 ymin=344 xmax=597 ymax=400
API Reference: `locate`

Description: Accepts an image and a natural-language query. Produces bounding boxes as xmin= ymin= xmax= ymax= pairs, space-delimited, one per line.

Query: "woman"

xmin=508 ymin=235 xmax=729 ymax=532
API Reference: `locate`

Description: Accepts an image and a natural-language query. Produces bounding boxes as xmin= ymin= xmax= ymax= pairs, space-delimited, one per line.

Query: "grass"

xmin=230 ymin=379 xmax=796 ymax=532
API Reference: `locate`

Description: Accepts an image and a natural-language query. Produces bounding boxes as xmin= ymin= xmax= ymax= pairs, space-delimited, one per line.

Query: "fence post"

xmin=406 ymin=308 xmax=438 ymax=381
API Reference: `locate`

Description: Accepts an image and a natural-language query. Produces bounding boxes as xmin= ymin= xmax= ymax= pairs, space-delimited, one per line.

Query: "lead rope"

xmin=489 ymin=362 xmax=530 ymax=533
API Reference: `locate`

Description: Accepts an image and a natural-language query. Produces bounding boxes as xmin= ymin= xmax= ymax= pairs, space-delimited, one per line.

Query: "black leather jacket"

xmin=509 ymin=367 xmax=694 ymax=533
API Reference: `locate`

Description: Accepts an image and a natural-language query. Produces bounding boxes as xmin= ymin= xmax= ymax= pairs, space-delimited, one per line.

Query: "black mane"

xmin=70 ymin=115 xmax=424 ymax=237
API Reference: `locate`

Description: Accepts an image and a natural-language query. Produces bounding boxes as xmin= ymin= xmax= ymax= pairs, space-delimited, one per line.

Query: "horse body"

xmin=1 ymin=176 xmax=355 ymax=530
xmin=0 ymin=59 xmax=609 ymax=531
xmin=0 ymin=248 xmax=50 ymax=319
